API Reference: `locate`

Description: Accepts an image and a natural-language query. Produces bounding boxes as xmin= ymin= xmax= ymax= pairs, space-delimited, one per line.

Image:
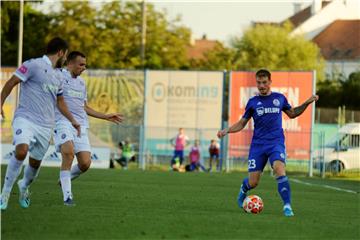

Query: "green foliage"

xmin=230 ymin=22 xmax=325 ymax=80
xmin=191 ymin=42 xmax=236 ymax=70
xmin=46 ymin=1 xmax=191 ymax=69
xmin=317 ymin=71 xmax=360 ymax=110
xmin=1 ymin=1 xmax=49 ymax=65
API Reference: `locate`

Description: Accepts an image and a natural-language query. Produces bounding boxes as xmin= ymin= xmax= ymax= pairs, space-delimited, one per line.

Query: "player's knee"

xmin=79 ymin=161 xmax=91 ymax=172
xmin=15 ymin=145 xmax=29 ymax=160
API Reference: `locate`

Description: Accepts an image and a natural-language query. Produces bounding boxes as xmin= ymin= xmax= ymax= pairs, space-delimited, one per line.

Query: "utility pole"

xmin=141 ymin=0 xmax=146 ymax=68
xmin=16 ymin=0 xmax=24 ymax=107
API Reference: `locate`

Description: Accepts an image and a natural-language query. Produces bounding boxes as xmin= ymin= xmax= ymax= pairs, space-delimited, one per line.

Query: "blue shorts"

xmin=171 ymin=150 xmax=184 ymax=165
xmin=248 ymin=143 xmax=286 ymax=172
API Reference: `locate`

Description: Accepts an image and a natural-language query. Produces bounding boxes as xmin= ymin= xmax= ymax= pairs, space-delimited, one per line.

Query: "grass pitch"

xmin=1 ymin=166 xmax=359 ymax=240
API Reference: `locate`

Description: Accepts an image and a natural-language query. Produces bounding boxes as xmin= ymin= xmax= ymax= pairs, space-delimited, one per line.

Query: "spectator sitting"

xmin=188 ymin=140 xmax=207 ymax=172
xmin=109 ymin=140 xmax=135 ymax=170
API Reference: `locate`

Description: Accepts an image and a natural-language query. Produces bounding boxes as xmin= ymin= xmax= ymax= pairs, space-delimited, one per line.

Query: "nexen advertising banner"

xmin=145 ymin=71 xmax=224 ymax=155
xmin=229 ymin=71 xmax=314 ymax=160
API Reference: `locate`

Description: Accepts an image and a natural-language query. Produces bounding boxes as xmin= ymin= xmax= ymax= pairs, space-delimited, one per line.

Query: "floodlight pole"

xmin=141 ymin=0 xmax=146 ymax=68
xmin=16 ymin=0 xmax=24 ymax=107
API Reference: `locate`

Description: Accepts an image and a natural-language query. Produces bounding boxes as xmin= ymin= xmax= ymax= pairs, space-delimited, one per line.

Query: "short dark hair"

xmin=46 ymin=37 xmax=69 ymax=54
xmin=256 ymin=69 xmax=271 ymax=80
xmin=67 ymin=51 xmax=86 ymax=63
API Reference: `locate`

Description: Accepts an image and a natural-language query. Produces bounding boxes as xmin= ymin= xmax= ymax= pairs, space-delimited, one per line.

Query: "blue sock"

xmin=277 ymin=176 xmax=291 ymax=206
xmin=241 ymin=178 xmax=253 ymax=193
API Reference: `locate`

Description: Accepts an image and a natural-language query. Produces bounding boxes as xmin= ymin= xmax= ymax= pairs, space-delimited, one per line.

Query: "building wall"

xmin=292 ymin=0 xmax=360 ymax=40
xmin=325 ymin=60 xmax=360 ymax=78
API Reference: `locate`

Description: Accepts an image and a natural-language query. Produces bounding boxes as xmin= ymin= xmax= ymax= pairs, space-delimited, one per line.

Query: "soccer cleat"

xmin=18 ymin=180 xmax=30 ymax=209
xmin=283 ymin=206 xmax=295 ymax=217
xmin=237 ymin=186 xmax=247 ymax=208
xmin=0 ymin=192 xmax=10 ymax=210
xmin=64 ymin=197 xmax=75 ymax=206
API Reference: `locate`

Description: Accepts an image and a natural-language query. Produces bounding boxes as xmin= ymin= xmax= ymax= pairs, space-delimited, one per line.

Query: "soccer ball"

xmin=242 ymin=195 xmax=264 ymax=214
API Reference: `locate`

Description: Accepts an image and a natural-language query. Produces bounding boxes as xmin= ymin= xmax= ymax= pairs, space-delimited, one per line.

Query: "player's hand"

xmin=306 ymin=95 xmax=319 ymax=104
xmin=217 ymin=129 xmax=228 ymax=139
xmin=71 ymin=121 xmax=81 ymax=137
xmin=105 ymin=113 xmax=124 ymax=124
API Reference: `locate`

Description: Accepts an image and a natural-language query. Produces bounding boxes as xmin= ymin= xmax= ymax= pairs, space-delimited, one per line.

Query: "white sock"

xmin=60 ymin=170 xmax=72 ymax=201
xmin=2 ymin=156 xmax=24 ymax=194
xmin=20 ymin=164 xmax=40 ymax=189
xmin=70 ymin=164 xmax=83 ymax=181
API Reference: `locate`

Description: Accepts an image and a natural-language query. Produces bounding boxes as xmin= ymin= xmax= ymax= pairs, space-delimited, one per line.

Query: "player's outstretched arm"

xmin=217 ymin=117 xmax=250 ymax=138
xmin=57 ymin=96 xmax=81 ymax=136
xmin=1 ymin=75 xmax=21 ymax=118
xmin=84 ymin=103 xmax=123 ymax=124
xmin=284 ymin=95 xmax=319 ymax=119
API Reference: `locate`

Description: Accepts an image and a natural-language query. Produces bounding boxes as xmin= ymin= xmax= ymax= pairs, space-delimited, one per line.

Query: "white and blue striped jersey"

xmin=55 ymin=68 xmax=88 ymax=128
xmin=13 ymin=55 xmax=63 ymax=128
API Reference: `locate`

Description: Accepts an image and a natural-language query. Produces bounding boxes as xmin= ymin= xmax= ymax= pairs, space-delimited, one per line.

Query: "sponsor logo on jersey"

xmin=67 ymin=89 xmax=84 ymax=98
xmin=19 ymin=65 xmax=28 ymax=74
xmin=256 ymin=107 xmax=264 ymax=116
xmin=264 ymin=107 xmax=280 ymax=114
xmin=42 ymin=83 xmax=58 ymax=94
xmin=273 ymin=99 xmax=280 ymax=106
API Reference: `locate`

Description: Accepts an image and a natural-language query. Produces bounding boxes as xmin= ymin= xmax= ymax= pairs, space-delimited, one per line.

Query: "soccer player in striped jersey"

xmin=54 ymin=51 xmax=123 ymax=206
xmin=0 ymin=37 xmax=80 ymax=210
xmin=217 ymin=69 xmax=318 ymax=217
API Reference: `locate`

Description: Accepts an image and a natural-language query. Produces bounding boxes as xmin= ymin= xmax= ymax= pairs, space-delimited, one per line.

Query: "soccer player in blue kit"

xmin=217 ymin=69 xmax=318 ymax=217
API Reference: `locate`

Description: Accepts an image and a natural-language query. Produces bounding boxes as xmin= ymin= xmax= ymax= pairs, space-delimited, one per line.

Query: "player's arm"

xmin=84 ymin=103 xmax=123 ymax=124
xmin=217 ymin=117 xmax=250 ymax=138
xmin=284 ymin=95 xmax=319 ymax=119
xmin=1 ymin=75 xmax=21 ymax=118
xmin=57 ymin=96 xmax=81 ymax=136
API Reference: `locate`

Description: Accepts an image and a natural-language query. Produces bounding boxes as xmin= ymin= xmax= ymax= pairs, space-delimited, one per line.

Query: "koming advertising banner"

xmin=144 ymin=70 xmax=224 ymax=156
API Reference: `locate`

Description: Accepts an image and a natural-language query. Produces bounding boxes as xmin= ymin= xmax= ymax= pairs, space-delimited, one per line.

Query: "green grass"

xmin=1 ymin=166 xmax=359 ymax=240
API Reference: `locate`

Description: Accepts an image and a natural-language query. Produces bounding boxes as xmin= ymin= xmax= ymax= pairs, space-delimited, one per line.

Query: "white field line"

xmin=290 ymin=178 xmax=359 ymax=194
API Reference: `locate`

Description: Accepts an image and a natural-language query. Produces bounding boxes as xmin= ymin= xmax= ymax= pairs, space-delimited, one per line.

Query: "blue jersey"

xmin=242 ymin=92 xmax=291 ymax=144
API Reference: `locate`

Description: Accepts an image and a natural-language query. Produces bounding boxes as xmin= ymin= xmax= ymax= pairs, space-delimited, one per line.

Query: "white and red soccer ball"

xmin=242 ymin=195 xmax=264 ymax=214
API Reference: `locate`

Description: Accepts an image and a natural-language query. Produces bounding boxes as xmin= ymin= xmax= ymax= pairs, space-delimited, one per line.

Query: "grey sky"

xmin=36 ymin=0 xmax=313 ymax=43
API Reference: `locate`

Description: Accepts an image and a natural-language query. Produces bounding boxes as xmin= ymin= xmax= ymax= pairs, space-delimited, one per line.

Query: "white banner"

xmin=1 ymin=144 xmax=110 ymax=169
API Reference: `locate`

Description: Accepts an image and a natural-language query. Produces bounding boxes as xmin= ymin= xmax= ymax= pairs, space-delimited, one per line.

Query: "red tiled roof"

xmin=187 ymin=39 xmax=218 ymax=60
xmin=284 ymin=1 xmax=331 ymax=27
xmin=313 ymin=20 xmax=360 ymax=60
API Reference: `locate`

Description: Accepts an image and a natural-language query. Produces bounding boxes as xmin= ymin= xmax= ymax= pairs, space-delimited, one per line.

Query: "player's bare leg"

xmin=273 ymin=160 xmax=294 ymax=217
xmin=237 ymin=171 xmax=261 ymax=208
xmin=60 ymin=141 xmax=75 ymax=206
xmin=72 ymin=151 xmax=91 ymax=180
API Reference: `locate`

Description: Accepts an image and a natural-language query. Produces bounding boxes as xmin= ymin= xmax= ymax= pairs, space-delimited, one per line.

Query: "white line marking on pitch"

xmin=290 ymin=178 xmax=359 ymax=194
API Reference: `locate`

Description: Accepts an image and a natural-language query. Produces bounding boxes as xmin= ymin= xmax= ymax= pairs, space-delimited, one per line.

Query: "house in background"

xmin=285 ymin=0 xmax=360 ymax=77
xmin=186 ymin=35 xmax=218 ymax=62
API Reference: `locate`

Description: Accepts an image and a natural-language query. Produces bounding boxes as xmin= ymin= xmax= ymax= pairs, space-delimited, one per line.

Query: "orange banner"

xmin=229 ymin=71 xmax=314 ymax=160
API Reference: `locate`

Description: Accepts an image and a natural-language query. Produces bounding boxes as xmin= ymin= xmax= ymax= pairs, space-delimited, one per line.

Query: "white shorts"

xmin=12 ymin=117 xmax=52 ymax=161
xmin=54 ymin=121 xmax=91 ymax=154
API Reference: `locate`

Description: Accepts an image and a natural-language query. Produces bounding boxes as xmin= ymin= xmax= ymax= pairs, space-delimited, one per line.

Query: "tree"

xmin=190 ymin=42 xmax=236 ymax=70
xmin=46 ymin=1 xmax=191 ymax=69
xmin=230 ymin=22 xmax=325 ymax=80
xmin=342 ymin=71 xmax=360 ymax=110
xmin=1 ymin=1 xmax=50 ymax=66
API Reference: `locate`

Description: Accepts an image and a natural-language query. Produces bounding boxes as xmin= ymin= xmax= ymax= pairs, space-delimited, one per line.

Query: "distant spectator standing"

xmin=208 ymin=139 xmax=220 ymax=172
xmin=170 ymin=128 xmax=189 ymax=167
